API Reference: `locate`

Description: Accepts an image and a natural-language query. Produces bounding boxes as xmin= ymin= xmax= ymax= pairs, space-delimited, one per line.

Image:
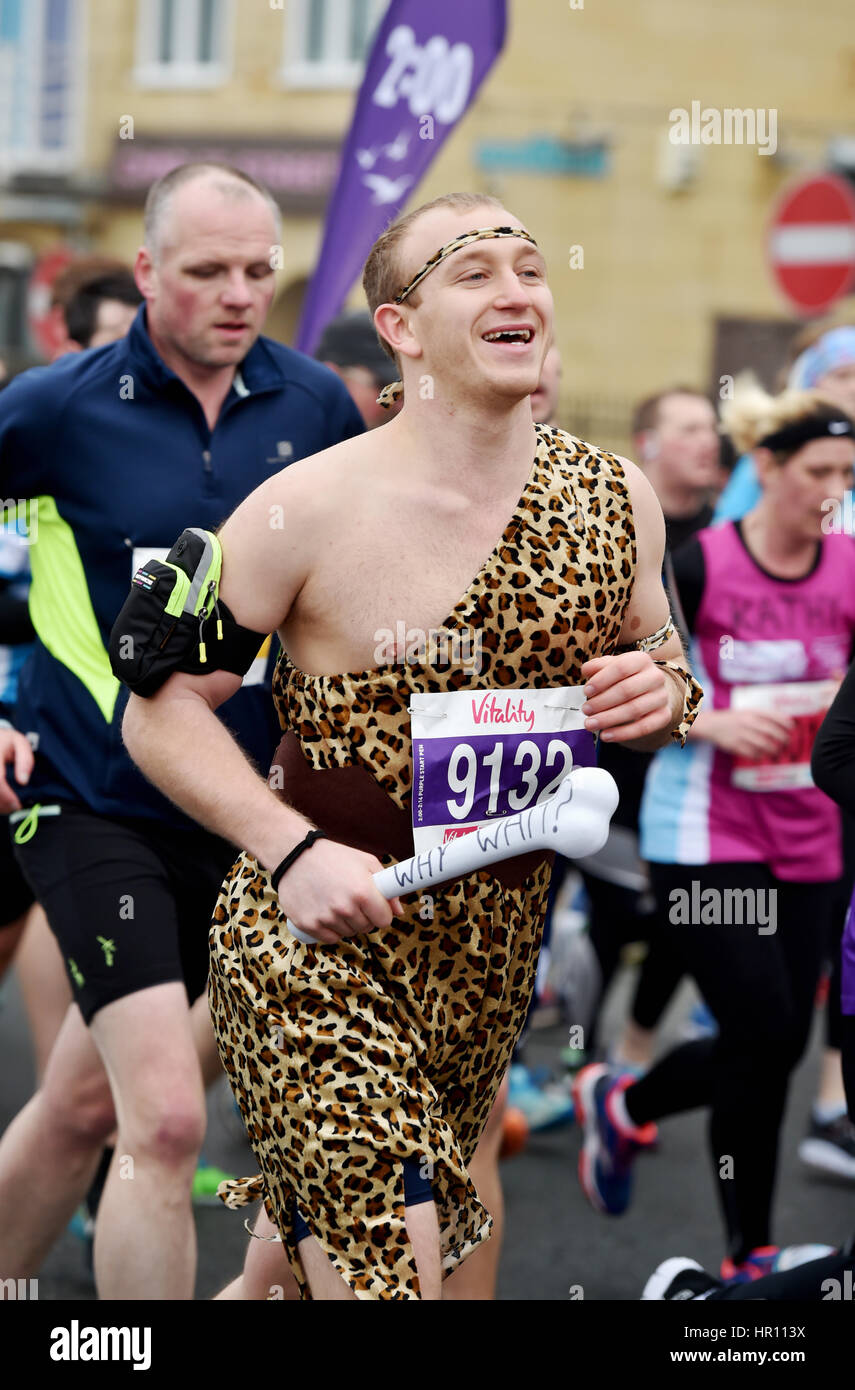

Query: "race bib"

xmin=721 ymin=639 xmax=807 ymax=683
xmin=730 ymin=679 xmax=838 ymax=791
xmin=410 ymin=687 xmax=595 ymax=852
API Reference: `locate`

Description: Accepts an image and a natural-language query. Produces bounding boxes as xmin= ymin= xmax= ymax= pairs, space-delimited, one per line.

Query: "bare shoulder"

xmin=614 ymin=452 xmax=652 ymax=499
xmin=614 ymin=454 xmax=664 ymax=529
xmin=235 ymin=430 xmax=375 ymax=516
xmin=279 ymin=428 xmax=379 ymax=490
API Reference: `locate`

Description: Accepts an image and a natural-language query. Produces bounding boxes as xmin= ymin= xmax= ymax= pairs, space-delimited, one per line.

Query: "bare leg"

xmin=95 ymin=993 xmax=220 ymax=1168
xmin=0 ymin=1003 xmax=115 ymax=1276
xmin=89 ymin=982 xmax=206 ymax=1299
xmin=12 ymin=903 xmax=72 ymax=1082
xmin=0 ymin=914 xmax=27 ymax=981
xmin=214 ymin=1275 xmax=244 ymax=1300
xmin=815 ymin=1047 xmax=848 ymax=1112
xmin=213 ymin=1207 xmax=300 ymax=1300
xmin=407 ymin=1200 xmax=442 ymax=1300
xmin=612 ymin=1017 xmax=656 ymax=1071
xmin=190 ymin=990 xmax=225 ymax=1088
xmin=445 ymin=1076 xmax=507 ymax=1300
xmin=297 ymin=1198 xmax=442 ymax=1301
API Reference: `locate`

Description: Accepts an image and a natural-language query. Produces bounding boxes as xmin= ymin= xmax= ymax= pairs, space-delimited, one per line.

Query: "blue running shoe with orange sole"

xmin=572 ymin=1063 xmax=658 ymax=1215
xmin=720 ymin=1245 xmax=780 ymax=1283
xmin=721 ymin=1243 xmax=837 ymax=1283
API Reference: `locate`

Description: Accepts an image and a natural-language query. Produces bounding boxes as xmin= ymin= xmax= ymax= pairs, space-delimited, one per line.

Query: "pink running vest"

xmin=642 ymin=524 xmax=855 ymax=881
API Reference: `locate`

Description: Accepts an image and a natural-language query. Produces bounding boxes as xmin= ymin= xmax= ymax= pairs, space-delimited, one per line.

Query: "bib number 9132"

xmin=443 ymin=735 xmax=575 ymax=820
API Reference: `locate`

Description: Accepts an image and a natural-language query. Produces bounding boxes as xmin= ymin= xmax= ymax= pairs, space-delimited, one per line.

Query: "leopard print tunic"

xmin=209 ymin=425 xmax=642 ymax=1299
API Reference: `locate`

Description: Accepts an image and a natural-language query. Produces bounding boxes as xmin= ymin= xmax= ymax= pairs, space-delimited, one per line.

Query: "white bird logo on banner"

xmin=356 ymin=132 xmax=409 ymax=170
xmin=382 ymin=131 xmax=410 ymax=161
xmin=362 ymin=172 xmax=414 ymax=204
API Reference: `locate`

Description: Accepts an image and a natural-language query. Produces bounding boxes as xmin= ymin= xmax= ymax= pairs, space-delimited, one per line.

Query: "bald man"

xmin=0 ymin=161 xmax=363 ymax=1299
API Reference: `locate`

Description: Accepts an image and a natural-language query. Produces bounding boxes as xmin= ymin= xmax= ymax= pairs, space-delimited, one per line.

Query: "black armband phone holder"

xmin=109 ymin=527 xmax=268 ymax=698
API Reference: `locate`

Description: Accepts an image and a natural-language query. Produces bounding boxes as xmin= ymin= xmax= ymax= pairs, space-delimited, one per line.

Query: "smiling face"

xmin=388 ymin=205 xmax=553 ymax=406
xmin=136 ymin=175 xmax=278 ymax=373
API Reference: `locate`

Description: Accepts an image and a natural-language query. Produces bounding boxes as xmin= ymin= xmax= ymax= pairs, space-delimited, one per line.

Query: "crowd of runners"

xmin=0 ymin=161 xmax=853 ymax=1301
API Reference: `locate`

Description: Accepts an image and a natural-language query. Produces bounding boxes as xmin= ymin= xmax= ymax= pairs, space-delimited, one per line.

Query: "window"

xmin=0 ymin=0 xmax=82 ymax=174
xmin=281 ymin=0 xmax=388 ymax=88
xmin=0 ymin=243 xmax=32 ymax=369
xmin=134 ymin=0 xmax=232 ymax=88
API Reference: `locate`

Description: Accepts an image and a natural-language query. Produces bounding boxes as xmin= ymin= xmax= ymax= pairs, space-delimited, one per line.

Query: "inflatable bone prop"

xmin=286 ymin=765 xmax=619 ymax=944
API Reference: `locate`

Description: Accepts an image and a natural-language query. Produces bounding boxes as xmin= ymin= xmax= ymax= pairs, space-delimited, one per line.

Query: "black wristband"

xmin=271 ymin=829 xmax=328 ymax=890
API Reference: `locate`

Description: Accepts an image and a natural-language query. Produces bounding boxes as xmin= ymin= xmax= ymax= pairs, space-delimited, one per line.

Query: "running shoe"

xmin=680 ymin=999 xmax=718 ymax=1041
xmin=721 ymin=1243 xmax=837 ymax=1282
xmin=798 ymin=1114 xmax=855 ymax=1181
xmin=68 ymin=1205 xmax=94 ymax=1240
xmin=720 ymin=1245 xmax=779 ymax=1283
xmin=192 ymin=1157 xmax=237 ymax=1205
xmin=507 ymin=1063 xmax=575 ymax=1132
xmin=499 ymin=1105 xmax=529 ymax=1159
xmin=773 ymin=1243 xmax=837 ymax=1269
xmin=603 ymin=1057 xmax=661 ymax=1149
xmin=559 ymin=1043 xmax=587 ymax=1073
xmin=605 ymin=1055 xmax=646 ymax=1079
xmin=67 ymin=1206 xmax=95 ymax=1275
xmin=572 ymin=1063 xmax=657 ymax=1215
xmin=642 ymin=1257 xmax=723 ymax=1301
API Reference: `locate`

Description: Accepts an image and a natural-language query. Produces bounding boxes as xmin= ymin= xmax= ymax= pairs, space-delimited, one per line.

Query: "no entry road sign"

xmin=768 ymin=172 xmax=855 ymax=315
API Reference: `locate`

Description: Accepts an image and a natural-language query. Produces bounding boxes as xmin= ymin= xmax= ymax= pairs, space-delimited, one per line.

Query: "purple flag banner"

xmin=294 ymin=0 xmax=508 ymax=355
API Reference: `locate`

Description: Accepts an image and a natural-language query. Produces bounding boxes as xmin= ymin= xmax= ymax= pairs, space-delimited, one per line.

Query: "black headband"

xmin=757 ymin=415 xmax=855 ymax=454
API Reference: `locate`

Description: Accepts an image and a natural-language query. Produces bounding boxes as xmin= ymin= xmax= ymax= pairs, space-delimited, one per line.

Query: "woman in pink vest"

xmin=575 ymin=381 xmax=855 ymax=1282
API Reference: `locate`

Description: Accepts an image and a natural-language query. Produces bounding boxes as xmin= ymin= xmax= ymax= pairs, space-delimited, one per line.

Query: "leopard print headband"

xmin=377 ymin=225 xmax=539 ymax=409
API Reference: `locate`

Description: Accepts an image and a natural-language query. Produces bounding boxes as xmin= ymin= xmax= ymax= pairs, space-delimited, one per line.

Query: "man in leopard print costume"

xmin=124 ymin=192 xmax=701 ymax=1300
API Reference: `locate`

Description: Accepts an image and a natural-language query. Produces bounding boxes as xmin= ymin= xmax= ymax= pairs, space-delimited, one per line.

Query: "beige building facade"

xmin=1 ymin=0 xmax=854 ymax=449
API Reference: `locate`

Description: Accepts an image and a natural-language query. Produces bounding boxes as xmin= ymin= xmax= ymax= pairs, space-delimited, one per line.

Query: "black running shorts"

xmin=0 ymin=814 xmax=35 ymax=927
xmin=12 ymin=801 xmax=237 ymax=1024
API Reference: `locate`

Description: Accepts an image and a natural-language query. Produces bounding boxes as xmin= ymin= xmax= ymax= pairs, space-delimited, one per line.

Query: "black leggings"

xmin=624 ymin=863 xmax=834 ymax=1263
xmin=583 ymin=873 xmax=684 ymax=1053
xmin=825 ymin=877 xmax=850 ymax=1051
